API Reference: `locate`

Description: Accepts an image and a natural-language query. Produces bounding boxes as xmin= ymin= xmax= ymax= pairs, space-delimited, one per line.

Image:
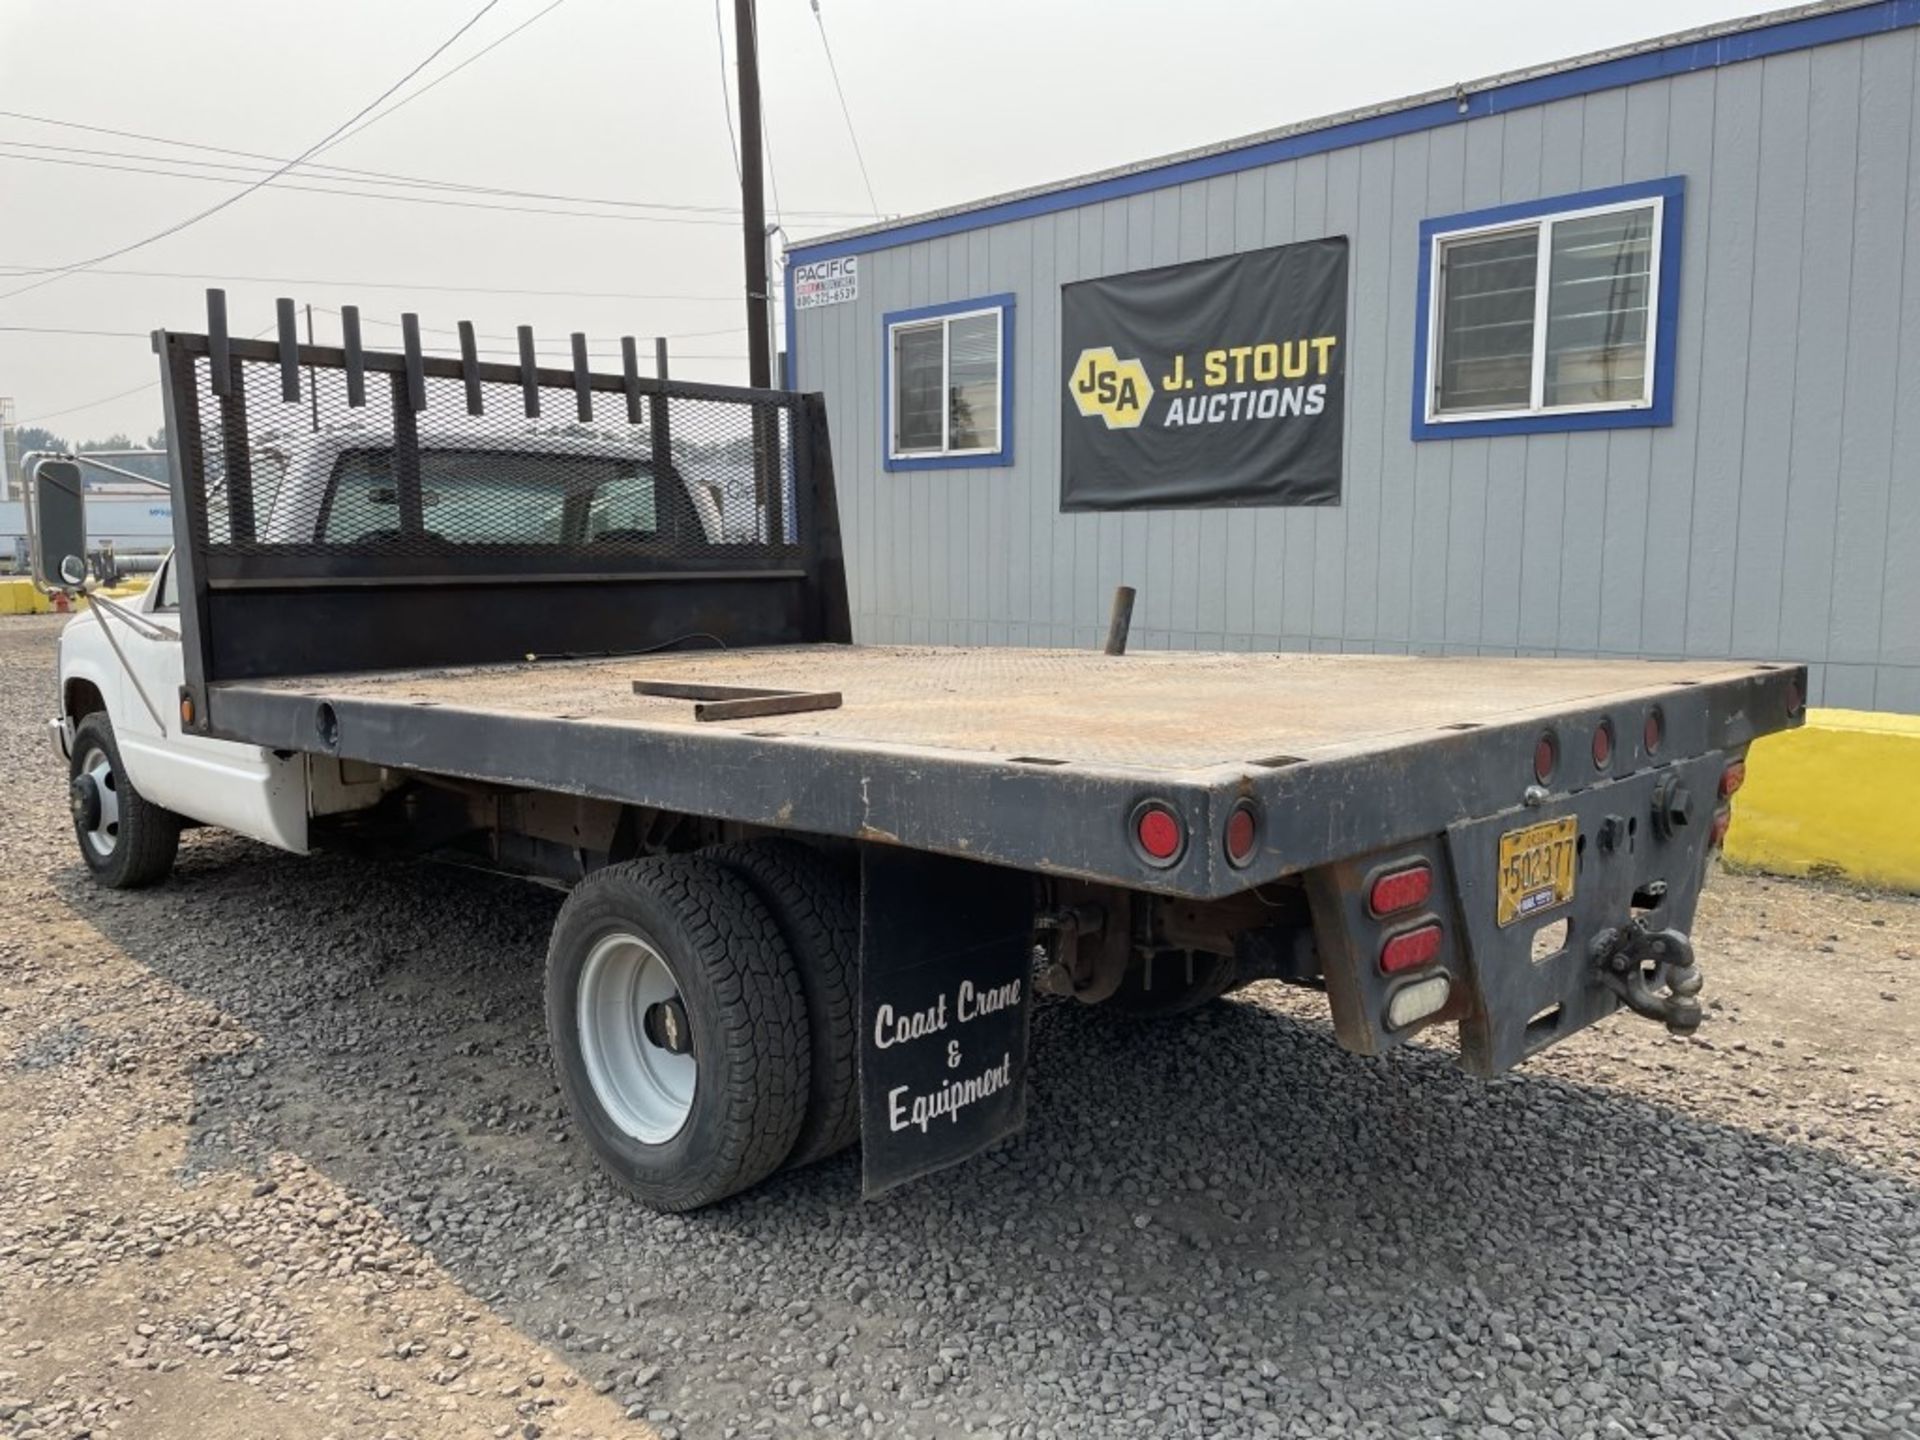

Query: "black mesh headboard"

xmin=157 ymin=293 xmax=848 ymax=702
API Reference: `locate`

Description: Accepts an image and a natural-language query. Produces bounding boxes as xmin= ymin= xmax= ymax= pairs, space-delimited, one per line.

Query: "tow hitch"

xmin=1589 ymin=920 xmax=1703 ymax=1036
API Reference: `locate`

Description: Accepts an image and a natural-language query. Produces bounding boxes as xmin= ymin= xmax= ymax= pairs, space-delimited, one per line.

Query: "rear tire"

xmin=546 ymin=856 xmax=810 ymax=1211
xmin=1104 ymin=949 xmax=1238 ymax=1020
xmin=68 ymin=713 xmax=180 ymax=889
xmin=706 ymin=839 xmax=860 ymax=1168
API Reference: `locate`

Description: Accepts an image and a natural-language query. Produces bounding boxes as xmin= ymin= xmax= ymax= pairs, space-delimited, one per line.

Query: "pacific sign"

xmin=793 ymin=256 xmax=858 ymax=310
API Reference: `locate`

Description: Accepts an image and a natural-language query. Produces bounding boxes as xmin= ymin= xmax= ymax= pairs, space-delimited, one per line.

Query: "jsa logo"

xmin=1069 ymin=347 xmax=1154 ymax=430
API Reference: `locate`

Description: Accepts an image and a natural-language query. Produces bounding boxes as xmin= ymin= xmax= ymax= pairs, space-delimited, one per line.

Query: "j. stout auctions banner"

xmin=1061 ymin=237 xmax=1348 ymax=511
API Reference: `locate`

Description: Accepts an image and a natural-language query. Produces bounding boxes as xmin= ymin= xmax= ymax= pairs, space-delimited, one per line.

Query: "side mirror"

xmin=59 ymin=554 xmax=88 ymax=588
xmin=30 ymin=458 xmax=86 ymax=590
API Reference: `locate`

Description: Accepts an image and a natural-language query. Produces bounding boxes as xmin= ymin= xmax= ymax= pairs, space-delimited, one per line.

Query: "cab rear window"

xmin=321 ymin=449 xmax=658 ymax=545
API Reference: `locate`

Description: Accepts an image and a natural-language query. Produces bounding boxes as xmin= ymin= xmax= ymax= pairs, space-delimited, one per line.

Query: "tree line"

xmin=11 ymin=426 xmax=167 ymax=456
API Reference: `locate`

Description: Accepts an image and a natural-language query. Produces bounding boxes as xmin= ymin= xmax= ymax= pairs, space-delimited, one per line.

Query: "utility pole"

xmin=735 ymin=0 xmax=772 ymax=391
xmin=733 ymin=0 xmax=782 ymax=538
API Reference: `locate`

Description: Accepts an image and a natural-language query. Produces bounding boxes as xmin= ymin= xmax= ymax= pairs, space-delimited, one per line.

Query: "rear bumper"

xmin=1444 ymin=752 xmax=1725 ymax=1074
xmin=1306 ymin=750 xmax=1731 ymax=1075
xmin=49 ymin=715 xmax=73 ymax=763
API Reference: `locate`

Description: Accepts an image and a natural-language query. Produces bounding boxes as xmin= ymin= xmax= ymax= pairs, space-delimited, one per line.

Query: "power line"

xmin=472 ymin=345 xmax=747 ymax=360
xmin=809 ymin=0 xmax=880 ymax=215
xmin=306 ymin=305 xmax=744 ymax=344
xmin=0 ymin=263 xmax=737 ymax=303
xmin=14 ymin=379 xmax=160 ymax=427
xmin=0 ymin=123 xmax=880 ymax=219
xmin=11 ymin=330 xmax=752 ymax=431
xmin=0 ymin=149 xmax=765 ymax=228
xmin=0 ymin=324 xmax=150 ymax=338
xmin=0 ymin=315 xmax=746 ymax=344
xmin=316 ymin=0 xmax=570 ymax=156
xmin=0 ymin=0 xmax=506 ymax=306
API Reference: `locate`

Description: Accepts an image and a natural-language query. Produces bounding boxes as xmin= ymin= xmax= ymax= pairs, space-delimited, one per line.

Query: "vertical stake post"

xmin=1104 ymin=586 xmax=1137 ymax=656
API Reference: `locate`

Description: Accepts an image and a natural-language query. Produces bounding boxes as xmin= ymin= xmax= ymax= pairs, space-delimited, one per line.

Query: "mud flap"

xmin=858 ymin=845 xmax=1034 ymax=1197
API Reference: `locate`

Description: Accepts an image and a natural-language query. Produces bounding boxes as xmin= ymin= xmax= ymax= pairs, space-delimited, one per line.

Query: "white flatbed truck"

xmin=48 ymin=295 xmax=1805 ymax=1210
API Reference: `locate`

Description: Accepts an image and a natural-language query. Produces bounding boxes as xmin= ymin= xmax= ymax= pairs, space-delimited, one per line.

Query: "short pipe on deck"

xmin=1104 ymin=586 xmax=1137 ymax=657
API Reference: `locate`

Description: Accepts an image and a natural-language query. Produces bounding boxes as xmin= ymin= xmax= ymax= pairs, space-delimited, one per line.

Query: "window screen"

xmin=1544 ymin=207 xmax=1653 ymax=406
xmin=892 ymin=323 xmax=945 ymax=454
xmin=888 ymin=304 xmax=1006 ymax=460
xmin=947 ymin=312 xmax=1000 ymax=451
xmin=1429 ymin=199 xmax=1660 ymax=421
xmin=1436 ymin=230 xmax=1537 ymax=413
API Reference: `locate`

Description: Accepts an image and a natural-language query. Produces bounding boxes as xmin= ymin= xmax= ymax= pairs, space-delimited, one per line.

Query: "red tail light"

xmin=1720 ymin=762 xmax=1746 ymax=798
xmin=1380 ymin=923 xmax=1444 ymax=975
xmin=1132 ymin=802 xmax=1184 ymax=865
xmin=1591 ymin=720 xmax=1614 ymax=770
xmin=1368 ymin=863 xmax=1433 ymax=917
xmin=1643 ymin=708 xmax=1664 ymax=755
xmin=1533 ymin=732 xmax=1558 ymax=785
xmin=1709 ymin=809 xmax=1733 ymax=848
xmin=1223 ymin=803 xmax=1258 ymax=868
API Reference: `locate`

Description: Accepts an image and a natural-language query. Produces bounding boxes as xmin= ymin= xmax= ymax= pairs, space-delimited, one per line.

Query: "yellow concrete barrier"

xmin=0 ymin=577 xmax=146 ymax=613
xmin=1727 ymin=708 xmax=1920 ymax=892
xmin=0 ymin=577 xmax=52 ymax=615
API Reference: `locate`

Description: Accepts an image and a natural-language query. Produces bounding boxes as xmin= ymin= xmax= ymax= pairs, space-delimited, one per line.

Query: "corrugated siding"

xmin=795 ymin=29 xmax=1920 ymax=710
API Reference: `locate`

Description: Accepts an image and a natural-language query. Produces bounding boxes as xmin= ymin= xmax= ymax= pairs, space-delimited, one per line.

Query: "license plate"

xmin=1496 ymin=815 xmax=1578 ymax=927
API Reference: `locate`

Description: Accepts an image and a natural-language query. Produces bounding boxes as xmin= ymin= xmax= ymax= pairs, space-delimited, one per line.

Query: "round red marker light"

xmin=1223 ymin=804 xmax=1258 ymax=868
xmin=1533 ymin=732 xmax=1559 ymax=785
xmin=1785 ymin=678 xmax=1805 ymax=716
xmin=1643 ymin=707 xmax=1664 ymax=756
xmin=1133 ymin=803 xmax=1184 ymax=865
xmin=1592 ymin=720 xmax=1614 ymax=770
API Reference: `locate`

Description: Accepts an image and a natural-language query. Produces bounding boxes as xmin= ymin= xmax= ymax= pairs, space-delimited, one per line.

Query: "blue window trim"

xmin=1411 ymin=177 xmax=1684 ymax=441
xmin=785 ymin=0 xmax=1917 ymax=287
xmin=880 ymin=294 xmax=1016 ymax=472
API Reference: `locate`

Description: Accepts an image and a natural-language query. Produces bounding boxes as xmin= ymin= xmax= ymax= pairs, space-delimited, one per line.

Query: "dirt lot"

xmin=2 ymin=612 xmax=1916 ymax=1440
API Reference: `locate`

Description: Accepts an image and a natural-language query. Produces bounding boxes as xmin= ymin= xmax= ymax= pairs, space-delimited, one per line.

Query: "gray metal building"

xmin=784 ymin=0 xmax=1920 ymax=712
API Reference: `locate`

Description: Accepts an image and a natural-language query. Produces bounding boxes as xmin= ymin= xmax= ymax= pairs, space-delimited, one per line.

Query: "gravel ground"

xmin=2 ymin=612 xmax=1917 ymax=1440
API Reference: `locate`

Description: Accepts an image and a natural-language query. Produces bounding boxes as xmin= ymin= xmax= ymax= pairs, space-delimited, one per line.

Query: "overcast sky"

xmin=0 ymin=0 xmax=1772 ymax=443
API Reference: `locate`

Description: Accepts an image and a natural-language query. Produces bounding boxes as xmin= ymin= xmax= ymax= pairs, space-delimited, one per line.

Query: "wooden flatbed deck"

xmin=211 ymin=645 xmax=1801 ymax=897
xmin=235 ymin=645 xmax=1783 ymax=773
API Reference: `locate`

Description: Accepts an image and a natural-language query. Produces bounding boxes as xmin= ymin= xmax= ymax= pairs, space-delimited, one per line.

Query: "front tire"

xmin=546 ymin=856 xmax=810 ymax=1211
xmin=68 ymin=713 xmax=180 ymax=889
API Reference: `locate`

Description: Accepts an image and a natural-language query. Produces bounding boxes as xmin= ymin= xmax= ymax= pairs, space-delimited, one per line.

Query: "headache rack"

xmin=157 ymin=290 xmax=849 ymax=711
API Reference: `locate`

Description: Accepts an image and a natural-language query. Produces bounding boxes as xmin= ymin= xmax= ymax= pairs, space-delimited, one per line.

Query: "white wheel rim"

xmin=576 ymin=930 xmax=696 ymax=1144
xmin=76 ymin=744 xmax=121 ymax=858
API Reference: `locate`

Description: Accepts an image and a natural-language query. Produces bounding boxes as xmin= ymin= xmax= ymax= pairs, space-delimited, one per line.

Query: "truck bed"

xmin=211 ymin=645 xmax=1799 ymax=898
xmin=235 ymin=645 xmax=1777 ymax=768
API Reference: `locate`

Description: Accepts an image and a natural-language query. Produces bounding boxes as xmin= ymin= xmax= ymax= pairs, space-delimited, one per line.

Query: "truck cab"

xmin=53 ymin=428 xmax=723 ymax=879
